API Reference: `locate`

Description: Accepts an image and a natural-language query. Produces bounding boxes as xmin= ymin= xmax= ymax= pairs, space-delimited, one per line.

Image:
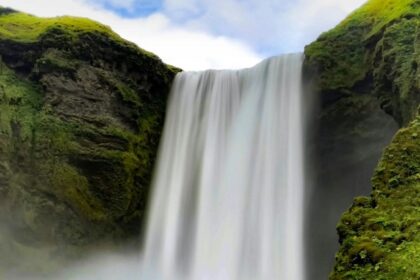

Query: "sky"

xmin=0 ymin=0 xmax=366 ymax=70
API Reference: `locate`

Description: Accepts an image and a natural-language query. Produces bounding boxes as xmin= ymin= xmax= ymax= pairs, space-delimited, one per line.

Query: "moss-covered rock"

xmin=331 ymin=115 xmax=420 ymax=280
xmin=0 ymin=7 xmax=178 ymax=275
xmin=304 ymin=0 xmax=420 ymax=279
xmin=305 ymin=0 xmax=419 ymax=126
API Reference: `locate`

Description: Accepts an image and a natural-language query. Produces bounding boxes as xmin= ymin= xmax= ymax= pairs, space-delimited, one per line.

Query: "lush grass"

xmin=335 ymin=0 xmax=419 ymax=39
xmin=0 ymin=6 xmax=163 ymax=61
xmin=0 ymin=10 xmax=122 ymax=43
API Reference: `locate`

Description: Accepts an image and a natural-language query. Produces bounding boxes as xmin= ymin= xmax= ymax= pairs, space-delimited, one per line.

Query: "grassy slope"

xmin=0 ymin=7 xmax=162 ymax=60
xmin=0 ymin=12 xmax=120 ymax=42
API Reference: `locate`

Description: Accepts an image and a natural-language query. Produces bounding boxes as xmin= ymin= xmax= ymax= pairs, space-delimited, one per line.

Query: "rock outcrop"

xmin=0 ymin=7 xmax=178 ymax=275
xmin=0 ymin=1 xmax=419 ymax=278
xmin=304 ymin=0 xmax=419 ymax=278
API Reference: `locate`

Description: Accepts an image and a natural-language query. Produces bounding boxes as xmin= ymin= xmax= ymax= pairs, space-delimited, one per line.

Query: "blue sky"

xmin=87 ymin=0 xmax=164 ymax=17
xmin=0 ymin=0 xmax=366 ymax=70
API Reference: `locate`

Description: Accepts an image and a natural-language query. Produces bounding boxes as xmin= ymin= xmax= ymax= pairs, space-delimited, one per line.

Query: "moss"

xmin=110 ymin=78 xmax=142 ymax=106
xmin=45 ymin=161 xmax=107 ymax=222
xmin=0 ymin=60 xmax=41 ymax=143
xmin=338 ymin=0 xmax=418 ymax=39
xmin=331 ymin=116 xmax=420 ymax=280
xmin=0 ymin=11 xmax=122 ymax=43
xmin=371 ymin=117 xmax=420 ymax=191
xmin=373 ymin=18 xmax=420 ymax=125
xmin=0 ymin=6 xmax=178 ymax=275
xmin=305 ymin=0 xmax=419 ymax=125
xmin=305 ymin=1 xmax=420 ymax=278
xmin=34 ymin=49 xmax=80 ymax=76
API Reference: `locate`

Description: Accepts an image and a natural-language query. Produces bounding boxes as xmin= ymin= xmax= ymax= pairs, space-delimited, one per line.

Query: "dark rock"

xmin=0 ymin=9 xmax=179 ymax=275
xmin=304 ymin=0 xmax=420 ymax=279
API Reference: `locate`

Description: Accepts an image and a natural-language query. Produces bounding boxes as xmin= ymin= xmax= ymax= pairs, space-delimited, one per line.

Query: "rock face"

xmin=0 ymin=1 xmax=418 ymax=279
xmin=305 ymin=0 xmax=419 ymax=126
xmin=304 ymin=0 xmax=419 ymax=279
xmin=334 ymin=116 xmax=420 ymax=279
xmin=0 ymin=7 xmax=178 ymax=274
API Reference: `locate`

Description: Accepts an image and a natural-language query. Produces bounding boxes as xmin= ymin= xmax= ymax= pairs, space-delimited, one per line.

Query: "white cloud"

xmin=107 ymin=14 xmax=262 ymax=70
xmin=284 ymin=0 xmax=367 ymax=51
xmin=162 ymin=0 xmax=367 ymax=54
xmin=0 ymin=0 xmax=368 ymax=70
xmin=0 ymin=0 xmax=262 ymax=70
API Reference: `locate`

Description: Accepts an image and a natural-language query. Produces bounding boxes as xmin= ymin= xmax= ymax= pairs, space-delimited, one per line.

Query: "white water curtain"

xmin=141 ymin=54 xmax=305 ymax=280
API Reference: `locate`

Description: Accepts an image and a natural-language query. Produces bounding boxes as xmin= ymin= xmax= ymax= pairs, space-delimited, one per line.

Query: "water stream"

xmin=141 ymin=54 xmax=306 ymax=280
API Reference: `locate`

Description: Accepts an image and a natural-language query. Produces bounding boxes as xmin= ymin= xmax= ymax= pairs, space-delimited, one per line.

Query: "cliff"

xmin=0 ymin=1 xmax=418 ymax=278
xmin=306 ymin=0 xmax=419 ymax=125
xmin=0 ymin=7 xmax=178 ymax=274
xmin=305 ymin=0 xmax=419 ymax=278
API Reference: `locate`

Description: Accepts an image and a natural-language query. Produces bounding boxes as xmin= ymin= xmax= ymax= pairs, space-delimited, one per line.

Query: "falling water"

xmin=141 ymin=54 xmax=305 ymax=280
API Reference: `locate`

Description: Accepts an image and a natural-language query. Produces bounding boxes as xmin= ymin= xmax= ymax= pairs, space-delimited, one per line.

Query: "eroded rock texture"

xmin=0 ymin=7 xmax=178 ymax=274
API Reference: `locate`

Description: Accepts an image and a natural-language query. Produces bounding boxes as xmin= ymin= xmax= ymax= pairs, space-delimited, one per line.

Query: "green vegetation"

xmin=0 ymin=6 xmax=161 ymax=60
xmin=331 ymin=115 xmax=420 ymax=280
xmin=305 ymin=0 xmax=419 ymax=125
xmin=339 ymin=0 xmax=418 ymax=39
xmin=0 ymin=6 xmax=178 ymax=276
xmin=304 ymin=0 xmax=420 ymax=278
xmin=0 ymin=10 xmax=121 ymax=42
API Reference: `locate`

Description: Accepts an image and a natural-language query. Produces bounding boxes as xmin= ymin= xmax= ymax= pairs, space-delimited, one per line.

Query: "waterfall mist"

xmin=140 ymin=54 xmax=306 ymax=280
xmin=304 ymin=95 xmax=398 ymax=279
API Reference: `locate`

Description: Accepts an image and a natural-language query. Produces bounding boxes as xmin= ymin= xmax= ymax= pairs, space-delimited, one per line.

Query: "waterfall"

xmin=141 ymin=54 xmax=305 ymax=280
